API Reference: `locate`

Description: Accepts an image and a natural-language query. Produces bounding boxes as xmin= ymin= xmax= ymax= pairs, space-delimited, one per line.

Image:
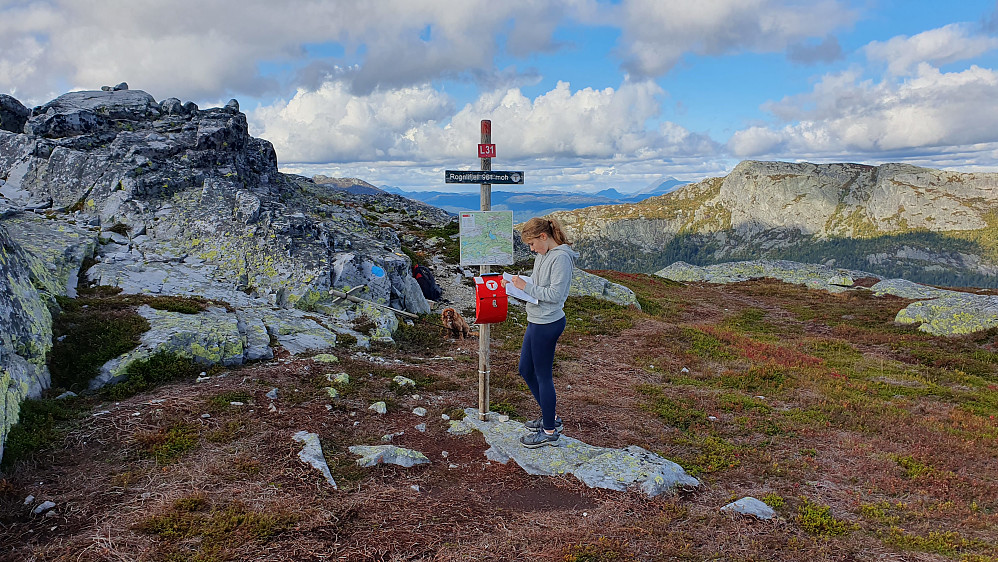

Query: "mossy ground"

xmin=2 ymin=275 xmax=996 ymax=560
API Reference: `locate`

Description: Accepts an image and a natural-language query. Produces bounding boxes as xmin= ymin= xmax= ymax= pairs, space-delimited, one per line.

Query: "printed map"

xmin=459 ymin=211 xmax=514 ymax=266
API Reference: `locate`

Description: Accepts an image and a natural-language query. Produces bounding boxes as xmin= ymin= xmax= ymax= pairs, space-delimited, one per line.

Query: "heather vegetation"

xmin=2 ymin=273 xmax=996 ymax=560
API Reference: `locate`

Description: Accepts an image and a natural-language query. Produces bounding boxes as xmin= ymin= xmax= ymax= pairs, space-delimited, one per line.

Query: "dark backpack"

xmin=413 ymin=264 xmax=442 ymax=301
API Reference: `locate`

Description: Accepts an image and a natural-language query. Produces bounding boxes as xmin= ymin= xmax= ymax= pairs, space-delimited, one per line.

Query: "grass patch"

xmin=49 ymin=295 xmax=150 ymax=391
xmin=393 ymin=316 xmax=448 ymax=352
xmin=680 ymin=327 xmax=735 ymax=360
xmin=637 ymin=384 xmax=706 ymax=430
xmin=674 ymin=433 xmax=743 ymax=475
xmin=135 ymin=498 xmax=296 ymax=560
xmin=104 ymin=351 xmax=203 ymax=400
xmin=885 ymin=527 xmax=983 ymax=556
xmin=0 ymin=397 xmax=89 ymax=469
xmin=135 ymin=422 xmax=200 ymax=464
xmin=563 ymin=296 xmax=634 ymax=337
xmin=563 ymin=536 xmax=635 ymax=561
xmin=796 ymin=497 xmax=856 ymax=536
xmin=207 ymin=391 xmax=254 ymax=411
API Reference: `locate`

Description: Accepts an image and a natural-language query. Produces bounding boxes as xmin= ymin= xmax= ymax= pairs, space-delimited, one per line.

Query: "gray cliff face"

xmin=0 ymin=88 xmax=452 ymax=462
xmin=553 ymin=160 xmax=998 ymax=284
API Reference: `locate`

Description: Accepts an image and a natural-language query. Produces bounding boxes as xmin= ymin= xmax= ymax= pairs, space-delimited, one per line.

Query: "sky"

xmin=3 ymin=0 xmax=998 ymax=194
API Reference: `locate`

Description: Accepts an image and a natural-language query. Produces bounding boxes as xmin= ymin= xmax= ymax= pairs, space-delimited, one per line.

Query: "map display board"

xmin=459 ymin=211 xmax=514 ymax=266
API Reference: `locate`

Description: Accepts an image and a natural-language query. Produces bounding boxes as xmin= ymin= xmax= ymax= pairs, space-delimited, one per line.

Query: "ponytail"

xmin=520 ymin=216 xmax=572 ymax=246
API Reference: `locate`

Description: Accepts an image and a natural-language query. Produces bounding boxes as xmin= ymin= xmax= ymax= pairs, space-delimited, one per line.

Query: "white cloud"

xmin=256 ymin=78 xmax=718 ymax=167
xmin=0 ymin=0 xmax=572 ymax=104
xmin=729 ymin=63 xmax=998 ymax=158
xmin=616 ymin=0 xmax=857 ymax=77
xmin=865 ymin=23 xmax=998 ymax=76
xmin=253 ymin=82 xmax=454 ymax=162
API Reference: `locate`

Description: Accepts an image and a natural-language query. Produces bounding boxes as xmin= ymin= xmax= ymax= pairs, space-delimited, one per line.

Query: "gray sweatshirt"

xmin=523 ymin=244 xmax=578 ymax=324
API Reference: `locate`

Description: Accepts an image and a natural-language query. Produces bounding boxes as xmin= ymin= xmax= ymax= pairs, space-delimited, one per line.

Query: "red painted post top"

xmin=481 ymin=120 xmax=491 ymax=137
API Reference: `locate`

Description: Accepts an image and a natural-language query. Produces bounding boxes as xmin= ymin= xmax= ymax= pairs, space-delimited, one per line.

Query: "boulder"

xmin=0 ymin=94 xmax=29 ymax=133
xmin=720 ymin=497 xmax=776 ymax=520
xmin=570 ymin=268 xmax=641 ymax=308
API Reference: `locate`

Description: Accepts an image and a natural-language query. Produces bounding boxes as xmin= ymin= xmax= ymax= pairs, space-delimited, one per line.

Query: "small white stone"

xmin=497 ymin=414 xmax=510 ymax=422
xmin=23 ymin=495 xmax=34 ymax=506
xmin=708 ymin=416 xmax=718 ymax=422
xmin=229 ymin=401 xmax=244 ymax=406
xmin=131 ymin=412 xmax=141 ymax=417
xmin=353 ymin=421 xmax=360 ymax=426
xmin=415 ymin=423 xmax=427 ymax=432
xmin=325 ymin=405 xmax=333 ymax=410
xmin=410 ymin=485 xmax=420 ymax=492
xmin=370 ymin=401 xmax=387 ymax=414
xmin=412 ymin=407 xmax=428 ymax=417
xmin=195 ymin=376 xmax=210 ymax=383
xmin=381 ymin=434 xmax=395 ymax=442
xmin=441 ymin=414 xmax=450 ymax=421
xmin=201 ymin=413 xmax=210 ymax=419
xmin=411 ymin=394 xmax=421 ymax=400
xmin=583 ymin=512 xmax=588 ymax=517
xmin=199 ymin=371 xmax=207 ymax=377
xmin=754 ymin=396 xmax=765 ymax=400
xmin=265 ymin=388 xmax=278 ymax=400
xmin=448 ymin=463 xmax=459 ymax=469
xmin=681 ymin=367 xmax=690 ymax=373
xmin=441 ymin=451 xmax=449 ymax=458
xmin=268 ymin=403 xmax=277 ymax=413
xmin=566 ymin=384 xmax=572 ymax=390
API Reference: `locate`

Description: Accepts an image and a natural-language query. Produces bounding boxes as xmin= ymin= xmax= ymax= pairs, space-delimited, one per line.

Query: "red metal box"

xmin=474 ymin=274 xmax=508 ymax=324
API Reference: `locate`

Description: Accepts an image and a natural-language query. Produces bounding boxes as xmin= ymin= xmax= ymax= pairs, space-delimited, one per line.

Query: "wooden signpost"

xmin=444 ymin=120 xmax=523 ymax=421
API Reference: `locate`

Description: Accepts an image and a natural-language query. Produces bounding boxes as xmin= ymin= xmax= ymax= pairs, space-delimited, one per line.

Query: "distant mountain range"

xmin=551 ymin=160 xmax=998 ymax=288
xmin=378 ymin=177 xmax=688 ymax=222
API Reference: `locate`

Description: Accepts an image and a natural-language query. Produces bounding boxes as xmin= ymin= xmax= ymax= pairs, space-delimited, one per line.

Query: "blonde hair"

xmin=520 ymin=217 xmax=571 ymax=246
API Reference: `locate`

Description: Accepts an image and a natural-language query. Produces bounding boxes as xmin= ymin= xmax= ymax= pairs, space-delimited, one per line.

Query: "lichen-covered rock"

xmin=892 ymin=293 xmax=998 ymax=335
xmin=456 ymin=408 xmax=698 ymax=496
xmin=0 ymin=223 xmax=59 ymax=463
xmin=655 ymin=260 xmax=879 ymax=293
xmin=653 ymin=259 xmax=998 ymax=336
xmin=570 ymin=268 xmax=641 ymax=309
xmin=349 ymin=444 xmax=430 ymax=468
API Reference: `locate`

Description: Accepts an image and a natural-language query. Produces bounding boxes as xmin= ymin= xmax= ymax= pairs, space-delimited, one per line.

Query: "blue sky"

xmin=3 ymin=0 xmax=998 ymax=193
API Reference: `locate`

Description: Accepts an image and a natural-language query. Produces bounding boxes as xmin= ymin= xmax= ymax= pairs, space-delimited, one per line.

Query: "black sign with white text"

xmin=444 ymin=170 xmax=524 ymax=184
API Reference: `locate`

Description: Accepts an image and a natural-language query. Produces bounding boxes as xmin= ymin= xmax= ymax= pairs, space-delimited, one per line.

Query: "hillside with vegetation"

xmin=553 ymin=161 xmax=998 ymax=288
xmin=2 ymin=272 xmax=997 ymax=561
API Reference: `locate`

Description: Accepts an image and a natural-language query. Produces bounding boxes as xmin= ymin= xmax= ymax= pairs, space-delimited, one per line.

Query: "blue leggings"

xmin=518 ymin=316 xmax=566 ymax=431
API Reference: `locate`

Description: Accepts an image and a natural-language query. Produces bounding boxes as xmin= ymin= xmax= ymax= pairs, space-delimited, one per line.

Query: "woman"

xmin=507 ymin=217 xmax=578 ymax=448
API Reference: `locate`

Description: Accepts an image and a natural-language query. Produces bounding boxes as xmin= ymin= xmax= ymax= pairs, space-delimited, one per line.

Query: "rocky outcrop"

xmin=0 ymin=211 xmax=96 ymax=461
xmin=655 ymin=259 xmax=998 ymax=336
xmin=655 ymin=260 xmax=879 ymax=294
xmin=0 ymin=87 xmax=454 ymax=462
xmin=553 ymin=161 xmax=998 ymax=286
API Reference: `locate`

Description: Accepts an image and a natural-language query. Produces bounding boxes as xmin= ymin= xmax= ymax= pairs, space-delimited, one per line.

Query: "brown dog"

xmin=441 ymin=307 xmax=472 ymax=339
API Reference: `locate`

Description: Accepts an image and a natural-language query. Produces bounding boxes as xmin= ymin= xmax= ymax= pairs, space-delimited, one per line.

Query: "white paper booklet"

xmin=502 ymin=272 xmax=538 ymax=304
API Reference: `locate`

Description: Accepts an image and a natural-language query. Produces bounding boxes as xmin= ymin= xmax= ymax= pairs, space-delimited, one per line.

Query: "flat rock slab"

xmin=349 ymin=445 xmax=430 ymax=468
xmin=458 ymin=409 xmax=699 ymax=497
xmin=292 ymin=431 xmax=337 ymax=488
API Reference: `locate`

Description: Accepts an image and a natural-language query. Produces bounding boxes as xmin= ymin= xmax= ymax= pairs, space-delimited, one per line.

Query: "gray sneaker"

xmin=520 ymin=430 xmax=560 ymax=448
xmin=523 ymin=416 xmax=563 ymax=433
